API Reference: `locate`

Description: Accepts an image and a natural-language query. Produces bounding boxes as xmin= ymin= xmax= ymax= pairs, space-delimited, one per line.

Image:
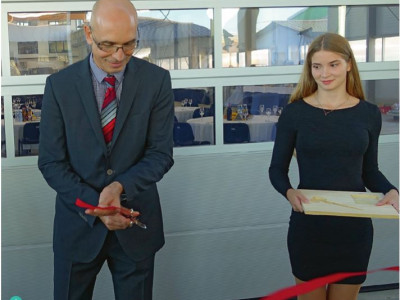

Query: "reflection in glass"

xmin=223 ymin=84 xmax=294 ymax=143
xmin=1 ymin=97 xmax=6 ymax=158
xmin=8 ymin=12 xmax=90 ymax=76
xmin=363 ymin=79 xmax=399 ymax=135
xmin=137 ymin=9 xmax=214 ymax=69
xmin=12 ymin=95 xmax=43 ymax=156
xmin=8 ymin=9 xmax=214 ymax=75
xmin=173 ymin=87 xmax=215 ymax=146
xmin=49 ymin=41 xmax=69 ymax=53
xmin=222 ymin=80 xmax=398 ymax=141
xmin=222 ymin=5 xmax=399 ymax=67
xmin=346 ymin=5 xmax=399 ymax=62
xmin=222 ymin=7 xmax=326 ymax=67
xmin=18 ymin=41 xmax=38 ymax=54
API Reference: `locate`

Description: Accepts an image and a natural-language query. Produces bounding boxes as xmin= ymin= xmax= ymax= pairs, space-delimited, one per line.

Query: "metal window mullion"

xmin=214 ymin=85 xmax=224 ymax=145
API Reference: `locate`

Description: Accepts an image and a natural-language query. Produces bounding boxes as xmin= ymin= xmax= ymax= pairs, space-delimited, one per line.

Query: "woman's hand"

xmin=286 ymin=189 xmax=309 ymax=213
xmin=377 ymin=189 xmax=399 ymax=212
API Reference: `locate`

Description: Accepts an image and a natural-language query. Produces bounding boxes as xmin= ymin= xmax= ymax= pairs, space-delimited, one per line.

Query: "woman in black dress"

xmin=269 ymin=33 xmax=399 ymax=300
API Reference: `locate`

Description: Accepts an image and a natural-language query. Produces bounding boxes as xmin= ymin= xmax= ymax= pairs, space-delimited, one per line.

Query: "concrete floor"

xmin=244 ymin=288 xmax=399 ymax=300
xmin=358 ymin=288 xmax=399 ymax=300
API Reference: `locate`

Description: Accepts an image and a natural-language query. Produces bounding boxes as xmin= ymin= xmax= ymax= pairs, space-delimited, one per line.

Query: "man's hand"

xmin=99 ymin=181 xmax=124 ymax=207
xmin=85 ymin=181 xmax=137 ymax=230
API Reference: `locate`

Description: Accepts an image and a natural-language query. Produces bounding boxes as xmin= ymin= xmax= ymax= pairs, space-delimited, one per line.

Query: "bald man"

xmin=38 ymin=0 xmax=174 ymax=299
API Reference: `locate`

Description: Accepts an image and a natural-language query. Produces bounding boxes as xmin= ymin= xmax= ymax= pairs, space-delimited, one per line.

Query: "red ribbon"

xmin=76 ymin=198 xmax=119 ymax=211
xmin=75 ymin=198 xmax=138 ymax=218
xmin=261 ymin=266 xmax=399 ymax=300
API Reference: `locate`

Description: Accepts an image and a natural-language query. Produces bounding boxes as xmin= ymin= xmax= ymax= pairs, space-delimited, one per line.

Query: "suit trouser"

xmin=54 ymin=231 xmax=155 ymax=300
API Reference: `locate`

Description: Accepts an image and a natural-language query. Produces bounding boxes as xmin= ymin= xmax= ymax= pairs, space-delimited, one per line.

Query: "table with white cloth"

xmin=186 ymin=115 xmax=279 ymax=144
xmin=31 ymin=109 xmax=41 ymax=118
xmin=12 ymin=108 xmax=41 ymax=118
xmin=174 ymin=106 xmax=198 ymax=122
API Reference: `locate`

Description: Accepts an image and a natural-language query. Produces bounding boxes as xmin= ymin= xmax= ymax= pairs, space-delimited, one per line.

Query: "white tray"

xmin=299 ymin=189 xmax=399 ymax=219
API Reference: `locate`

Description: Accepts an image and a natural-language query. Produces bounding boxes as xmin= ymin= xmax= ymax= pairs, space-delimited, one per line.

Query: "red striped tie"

xmin=101 ymin=76 xmax=117 ymax=147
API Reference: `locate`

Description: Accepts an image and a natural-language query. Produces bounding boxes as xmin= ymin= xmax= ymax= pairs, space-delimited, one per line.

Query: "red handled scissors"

xmin=75 ymin=198 xmax=147 ymax=229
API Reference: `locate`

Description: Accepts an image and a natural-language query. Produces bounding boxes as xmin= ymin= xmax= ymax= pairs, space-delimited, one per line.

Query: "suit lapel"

xmin=75 ymin=58 xmax=108 ymax=155
xmin=110 ymin=58 xmax=142 ymax=151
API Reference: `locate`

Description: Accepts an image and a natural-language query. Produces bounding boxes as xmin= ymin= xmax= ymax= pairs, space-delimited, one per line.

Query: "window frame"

xmin=1 ymin=0 xmax=398 ymax=167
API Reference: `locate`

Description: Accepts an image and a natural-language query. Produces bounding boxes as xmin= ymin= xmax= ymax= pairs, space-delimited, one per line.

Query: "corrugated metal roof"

xmin=290 ymin=7 xmax=328 ymax=20
xmin=8 ymin=16 xmax=211 ymax=45
xmin=275 ymin=19 xmax=327 ymax=33
xmin=8 ymin=23 xmax=71 ymax=42
xmin=138 ymin=17 xmax=210 ymax=44
xmin=256 ymin=19 xmax=327 ymax=38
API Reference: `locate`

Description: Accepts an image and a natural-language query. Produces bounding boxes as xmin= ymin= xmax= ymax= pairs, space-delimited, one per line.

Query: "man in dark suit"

xmin=38 ymin=0 xmax=174 ymax=299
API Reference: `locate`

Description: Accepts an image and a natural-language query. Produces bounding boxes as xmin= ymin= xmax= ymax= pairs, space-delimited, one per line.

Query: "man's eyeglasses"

xmin=90 ymin=30 xmax=139 ymax=54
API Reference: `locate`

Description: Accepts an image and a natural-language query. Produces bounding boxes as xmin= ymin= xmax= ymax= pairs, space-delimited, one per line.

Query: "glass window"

xmin=346 ymin=5 xmax=399 ymax=62
xmin=137 ymin=9 xmax=214 ymax=69
xmin=49 ymin=41 xmax=69 ymax=53
xmin=1 ymin=97 xmax=6 ymax=158
xmin=222 ymin=80 xmax=398 ymax=144
xmin=8 ymin=9 xmax=214 ymax=75
xmin=18 ymin=41 xmax=38 ymax=54
xmin=223 ymin=84 xmax=294 ymax=144
xmin=12 ymin=95 xmax=42 ymax=157
xmin=173 ymin=87 xmax=215 ymax=146
xmin=363 ymin=79 xmax=399 ymax=135
xmin=222 ymin=7 xmax=330 ymax=67
xmin=222 ymin=5 xmax=399 ymax=67
xmin=8 ymin=11 xmax=90 ymax=76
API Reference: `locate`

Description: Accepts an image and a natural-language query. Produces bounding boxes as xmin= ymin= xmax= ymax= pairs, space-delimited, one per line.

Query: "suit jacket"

xmin=38 ymin=55 xmax=174 ymax=263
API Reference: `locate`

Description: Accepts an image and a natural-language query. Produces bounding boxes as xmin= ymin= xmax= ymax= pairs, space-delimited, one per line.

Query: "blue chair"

xmin=250 ymin=93 xmax=281 ymax=115
xmin=1 ymin=140 xmax=5 ymax=157
xmin=241 ymin=92 xmax=256 ymax=113
xmin=173 ymin=88 xmax=210 ymax=106
xmin=270 ymin=123 xmax=277 ymax=141
xmin=223 ymin=123 xmax=250 ymax=144
xmin=173 ymin=122 xmax=210 ymax=146
xmin=278 ymin=94 xmax=290 ymax=107
xmin=18 ymin=122 xmax=40 ymax=156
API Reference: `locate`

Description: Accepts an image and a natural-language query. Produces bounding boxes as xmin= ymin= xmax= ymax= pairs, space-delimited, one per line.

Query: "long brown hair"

xmin=289 ymin=33 xmax=365 ymax=103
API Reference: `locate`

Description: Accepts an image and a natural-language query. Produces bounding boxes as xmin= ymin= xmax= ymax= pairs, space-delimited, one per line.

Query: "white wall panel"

xmin=2 ymin=142 xmax=398 ymax=299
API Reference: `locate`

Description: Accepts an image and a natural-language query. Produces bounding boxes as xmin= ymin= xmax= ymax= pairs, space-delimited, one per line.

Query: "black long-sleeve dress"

xmin=269 ymin=99 xmax=397 ymax=284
